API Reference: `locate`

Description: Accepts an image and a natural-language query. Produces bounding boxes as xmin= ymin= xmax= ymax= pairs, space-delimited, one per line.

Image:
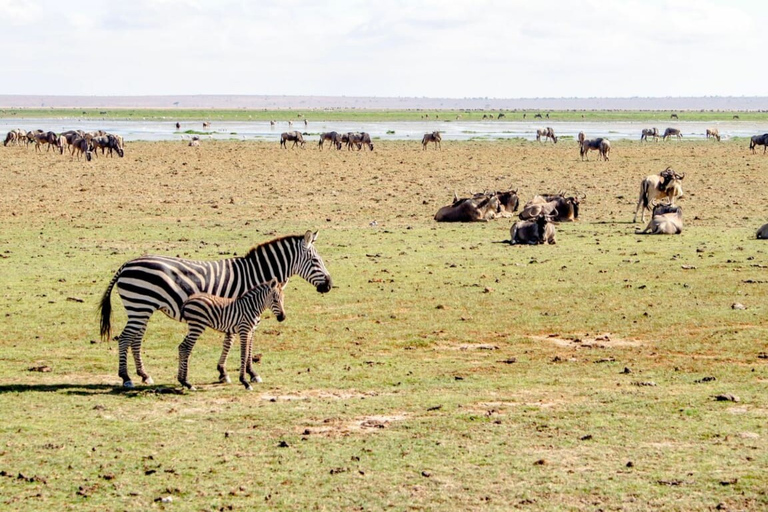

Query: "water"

xmin=2 ymin=118 xmax=766 ymax=142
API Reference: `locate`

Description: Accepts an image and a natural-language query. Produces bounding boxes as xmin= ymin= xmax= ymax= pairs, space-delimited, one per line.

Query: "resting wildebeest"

xmin=434 ymin=193 xmax=500 ymax=222
xmin=757 ymin=223 xmax=768 ymax=239
xmin=706 ymin=128 xmax=720 ymax=141
xmin=633 ymin=167 xmax=685 ymax=223
xmin=636 ymin=204 xmax=683 ymax=235
xmin=580 ymin=138 xmax=609 ymax=161
xmin=662 ymin=128 xmax=682 ymax=141
xmin=510 ymin=213 xmax=557 ymax=245
xmin=318 ymin=131 xmax=342 ymax=150
xmin=749 ymin=134 xmax=768 ymax=154
xmin=519 ymin=194 xmax=581 ymax=222
xmin=422 ymin=131 xmax=442 ymax=150
xmin=280 ymin=131 xmax=305 ymax=149
xmin=641 ymin=128 xmax=659 ymax=142
xmin=495 ymin=188 xmax=519 ymax=216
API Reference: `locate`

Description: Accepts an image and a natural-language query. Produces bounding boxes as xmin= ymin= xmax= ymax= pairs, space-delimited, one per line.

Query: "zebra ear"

xmin=304 ymin=230 xmax=318 ymax=247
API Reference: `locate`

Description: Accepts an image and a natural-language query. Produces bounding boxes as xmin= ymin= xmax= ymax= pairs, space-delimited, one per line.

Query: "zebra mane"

xmin=244 ymin=234 xmax=302 ymax=259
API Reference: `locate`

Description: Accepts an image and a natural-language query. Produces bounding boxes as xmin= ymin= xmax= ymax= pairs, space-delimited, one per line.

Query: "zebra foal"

xmin=179 ymin=278 xmax=285 ymax=390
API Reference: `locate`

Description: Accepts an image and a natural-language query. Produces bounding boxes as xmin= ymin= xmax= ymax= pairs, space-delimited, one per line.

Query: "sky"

xmin=1 ymin=0 xmax=766 ymax=99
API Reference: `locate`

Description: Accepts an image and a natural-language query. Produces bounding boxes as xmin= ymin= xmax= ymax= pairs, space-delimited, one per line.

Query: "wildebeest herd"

xmin=3 ymin=128 xmax=124 ymax=161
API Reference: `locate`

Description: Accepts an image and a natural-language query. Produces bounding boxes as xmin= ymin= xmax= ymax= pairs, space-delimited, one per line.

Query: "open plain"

xmin=1 ymin=137 xmax=767 ymax=510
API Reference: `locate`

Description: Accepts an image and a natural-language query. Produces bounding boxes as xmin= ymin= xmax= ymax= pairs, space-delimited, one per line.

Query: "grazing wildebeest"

xmin=434 ymin=193 xmax=500 ymax=222
xmin=359 ymin=132 xmax=373 ymax=151
xmin=641 ymin=128 xmax=659 ymax=142
xmin=749 ymin=134 xmax=768 ymax=154
xmin=280 ymin=131 xmax=305 ymax=149
xmin=318 ymin=131 xmax=342 ymax=150
xmin=536 ymin=127 xmax=557 ymax=143
xmin=633 ymin=167 xmax=685 ymax=223
xmin=733 ymin=115 xmax=740 ymax=120
xmin=203 ymin=122 xmax=210 ymax=129
xmin=519 ymin=194 xmax=581 ymax=222
xmin=580 ymin=138 xmax=609 ymax=161
xmin=663 ymin=128 xmax=682 ymax=141
xmin=422 ymin=131 xmax=442 ymax=150
xmin=706 ymin=128 xmax=721 ymax=141
xmin=510 ymin=213 xmax=557 ymax=245
xmin=670 ymin=113 xmax=679 ymax=120
xmin=342 ymin=132 xmax=373 ymax=151
xmin=757 ymin=223 xmax=768 ymax=239
xmin=31 ymin=130 xmax=59 ymax=153
xmin=534 ymin=113 xmax=543 ymax=119
xmin=175 ymin=122 xmax=181 ymax=129
xmin=636 ymin=204 xmax=683 ymax=235
xmin=70 ymin=135 xmax=93 ymax=161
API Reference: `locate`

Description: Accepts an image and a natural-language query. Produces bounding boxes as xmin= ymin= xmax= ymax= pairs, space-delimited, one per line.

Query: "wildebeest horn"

xmin=453 ymin=190 xmax=458 ymax=202
xmin=677 ymin=172 xmax=685 ymax=180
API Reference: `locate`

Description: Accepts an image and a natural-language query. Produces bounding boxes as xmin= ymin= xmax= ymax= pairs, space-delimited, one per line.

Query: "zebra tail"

xmin=99 ymin=265 xmax=124 ymax=341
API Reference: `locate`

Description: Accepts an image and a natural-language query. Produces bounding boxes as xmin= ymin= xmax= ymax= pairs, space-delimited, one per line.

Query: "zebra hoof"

xmin=143 ymin=377 xmax=154 ymax=385
xmin=123 ymin=381 xmax=135 ymax=388
xmin=244 ymin=384 xmax=253 ymax=391
xmin=219 ymin=376 xmax=231 ymax=384
xmin=250 ymin=375 xmax=263 ymax=384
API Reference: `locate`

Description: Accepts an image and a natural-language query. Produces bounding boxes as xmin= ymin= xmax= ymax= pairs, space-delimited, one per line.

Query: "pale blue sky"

xmin=1 ymin=0 xmax=765 ymax=98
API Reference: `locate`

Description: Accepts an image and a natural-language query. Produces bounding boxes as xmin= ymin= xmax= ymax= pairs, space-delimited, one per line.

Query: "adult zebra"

xmin=99 ymin=231 xmax=332 ymax=388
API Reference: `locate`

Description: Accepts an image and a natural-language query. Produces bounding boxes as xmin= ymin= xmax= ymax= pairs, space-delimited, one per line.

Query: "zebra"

xmin=99 ymin=231 xmax=332 ymax=388
xmin=179 ymin=278 xmax=286 ymax=390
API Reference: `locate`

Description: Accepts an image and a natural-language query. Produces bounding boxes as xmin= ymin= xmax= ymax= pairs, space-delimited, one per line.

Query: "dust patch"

xmin=440 ymin=343 xmax=501 ymax=351
xmin=260 ymin=388 xmax=381 ymax=402
xmin=298 ymin=413 xmax=408 ymax=436
xmin=531 ymin=332 xmax=643 ymax=348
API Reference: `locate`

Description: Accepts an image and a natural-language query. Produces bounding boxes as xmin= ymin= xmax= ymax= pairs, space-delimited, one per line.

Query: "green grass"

xmin=0 ymin=139 xmax=766 ymax=510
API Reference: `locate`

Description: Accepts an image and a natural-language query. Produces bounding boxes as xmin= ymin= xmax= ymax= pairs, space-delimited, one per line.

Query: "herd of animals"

xmin=3 ymin=128 xmax=124 ymax=161
xmin=5 ymin=120 xmax=768 ymax=389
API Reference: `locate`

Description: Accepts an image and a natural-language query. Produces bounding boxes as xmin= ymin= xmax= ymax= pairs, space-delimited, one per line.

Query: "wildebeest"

xmin=580 ymin=138 xmax=609 ymax=161
xmin=510 ymin=213 xmax=557 ymax=245
xmin=633 ymin=167 xmax=685 ymax=223
xmin=342 ymin=132 xmax=373 ymax=151
xmin=536 ymin=127 xmax=557 ymax=143
xmin=670 ymin=113 xmax=679 ymax=120
xmin=422 ymin=131 xmax=442 ymax=150
xmin=495 ymin=188 xmax=519 ymax=216
xmin=662 ymin=128 xmax=682 ymax=141
xmin=175 ymin=122 xmax=181 ymax=129
xmin=434 ymin=193 xmax=500 ymax=222
xmin=318 ymin=131 xmax=342 ymax=150
xmin=756 ymin=223 xmax=768 ymax=239
xmin=636 ymin=204 xmax=683 ymax=235
xmin=706 ymin=128 xmax=720 ymax=141
xmin=577 ymin=131 xmax=586 ymax=148
xmin=280 ymin=131 xmax=305 ymax=149
xmin=641 ymin=128 xmax=659 ymax=142
xmin=749 ymin=134 xmax=768 ymax=154
xmin=519 ymin=194 xmax=581 ymax=222
xmin=70 ymin=135 xmax=93 ymax=161
xmin=31 ymin=130 xmax=59 ymax=152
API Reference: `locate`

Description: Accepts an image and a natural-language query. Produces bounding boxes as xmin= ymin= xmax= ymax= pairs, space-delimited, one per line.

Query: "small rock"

xmin=731 ymin=302 xmax=746 ymax=310
xmin=421 ymin=471 xmax=432 ymax=477
xmin=714 ymin=394 xmax=740 ymax=402
xmin=277 ymin=440 xmax=290 ymax=448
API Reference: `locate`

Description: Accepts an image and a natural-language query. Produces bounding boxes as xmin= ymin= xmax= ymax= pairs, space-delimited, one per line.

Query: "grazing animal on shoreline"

xmin=318 ymin=131 xmax=342 ymax=150
xmin=706 ymin=128 xmax=721 ymax=141
xmin=179 ymin=278 xmax=285 ymax=390
xmin=98 ymin=231 xmax=332 ymax=388
xmin=280 ymin=131 xmax=305 ymax=148
xmin=633 ymin=167 xmax=685 ymax=223
xmin=510 ymin=213 xmax=557 ymax=245
xmin=749 ymin=134 xmax=768 ymax=154
xmin=580 ymin=138 xmax=609 ymax=161
xmin=422 ymin=131 xmax=442 ymax=150
xmin=641 ymin=128 xmax=659 ymax=142
xmin=663 ymin=128 xmax=682 ymax=141
xmin=536 ymin=127 xmax=557 ymax=143
xmin=636 ymin=204 xmax=683 ymax=235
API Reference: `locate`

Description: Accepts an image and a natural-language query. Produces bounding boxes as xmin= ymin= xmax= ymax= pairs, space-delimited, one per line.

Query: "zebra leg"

xmin=178 ymin=327 xmax=202 ymax=390
xmin=131 ymin=337 xmax=154 ymax=385
xmin=117 ymin=320 xmax=149 ymax=388
xmin=217 ymin=333 xmax=233 ymax=384
xmin=238 ymin=329 xmax=253 ymax=390
xmin=245 ymin=330 xmax=262 ymax=384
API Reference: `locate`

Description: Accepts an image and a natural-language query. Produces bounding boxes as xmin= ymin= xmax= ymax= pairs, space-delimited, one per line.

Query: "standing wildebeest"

xmin=749 ymin=134 xmax=768 ymax=154
xmin=318 ymin=131 xmax=342 ymax=150
xmin=280 ymin=131 xmax=305 ymax=149
xmin=580 ymin=138 xmax=609 ymax=161
xmin=175 ymin=122 xmax=181 ymax=130
xmin=510 ymin=213 xmax=557 ymax=245
xmin=536 ymin=127 xmax=557 ymax=143
xmin=706 ymin=128 xmax=721 ymax=141
xmin=633 ymin=167 xmax=685 ymax=223
xmin=641 ymin=128 xmax=659 ymax=142
xmin=757 ymin=223 xmax=768 ymax=239
xmin=342 ymin=132 xmax=373 ymax=151
xmin=422 ymin=131 xmax=442 ymax=150
xmin=636 ymin=204 xmax=683 ymax=235
xmin=434 ymin=193 xmax=500 ymax=222
xmin=577 ymin=131 xmax=586 ymax=148
xmin=663 ymin=128 xmax=682 ymax=141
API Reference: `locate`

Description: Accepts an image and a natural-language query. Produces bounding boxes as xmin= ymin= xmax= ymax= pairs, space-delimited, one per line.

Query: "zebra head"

xmin=267 ymin=278 xmax=286 ymax=322
xmin=297 ymin=231 xmax=333 ymax=294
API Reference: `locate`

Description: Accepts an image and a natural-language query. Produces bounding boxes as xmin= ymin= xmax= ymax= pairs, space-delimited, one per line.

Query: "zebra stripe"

xmin=178 ymin=278 xmax=285 ymax=390
xmin=99 ymin=231 xmax=331 ymax=387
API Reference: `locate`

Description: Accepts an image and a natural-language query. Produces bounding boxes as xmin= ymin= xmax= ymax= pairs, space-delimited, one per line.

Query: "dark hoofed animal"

xmin=580 ymin=138 xmax=609 ymax=161
xmin=434 ymin=193 xmax=500 ymax=222
xmin=519 ymin=194 xmax=581 ymax=222
xmin=641 ymin=128 xmax=659 ymax=142
xmin=510 ymin=213 xmax=557 ymax=245
xmin=633 ymin=167 xmax=685 ymax=223
xmin=636 ymin=204 xmax=683 ymax=235
xmin=318 ymin=131 xmax=342 ymax=150
xmin=280 ymin=131 xmax=305 ymax=148
xmin=422 ymin=131 xmax=442 ymax=150
xmin=662 ymin=128 xmax=682 ymax=141
xmin=749 ymin=134 xmax=768 ymax=154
